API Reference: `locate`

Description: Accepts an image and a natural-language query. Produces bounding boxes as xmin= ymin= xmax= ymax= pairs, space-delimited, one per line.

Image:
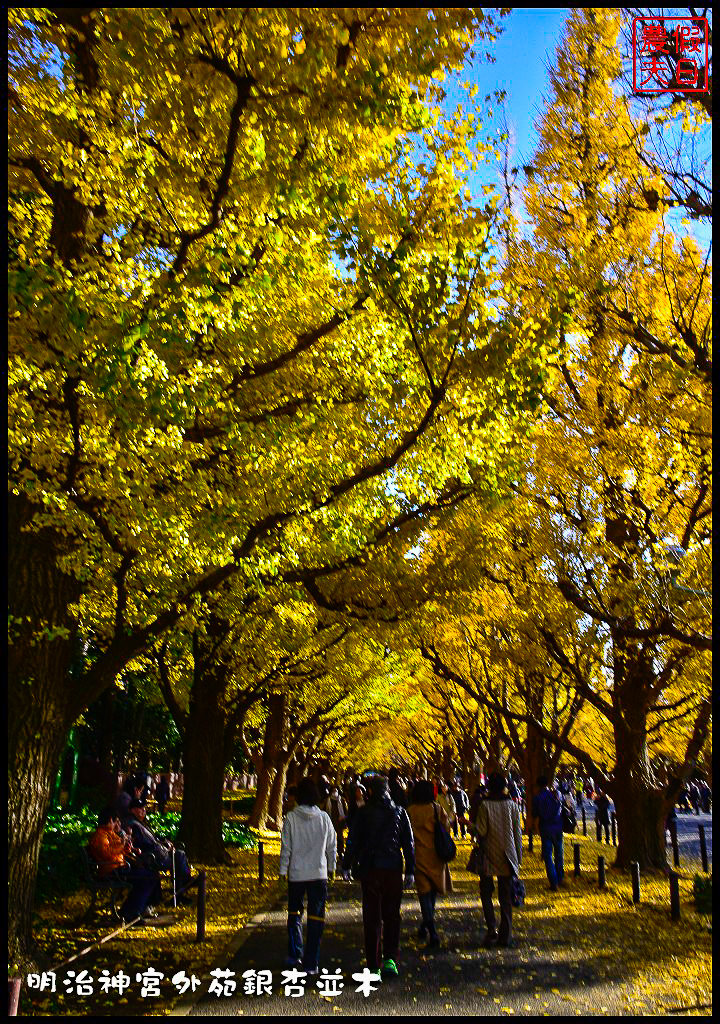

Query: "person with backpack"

xmin=532 ymin=775 xmax=565 ymax=891
xmin=342 ymin=774 xmax=415 ymax=981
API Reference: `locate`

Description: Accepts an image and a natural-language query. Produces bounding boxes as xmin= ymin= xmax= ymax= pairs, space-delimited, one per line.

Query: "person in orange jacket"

xmin=88 ymin=808 xmax=162 ymax=922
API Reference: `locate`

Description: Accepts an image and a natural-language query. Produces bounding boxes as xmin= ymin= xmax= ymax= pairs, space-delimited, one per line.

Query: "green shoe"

xmin=381 ymin=958 xmax=399 ymax=980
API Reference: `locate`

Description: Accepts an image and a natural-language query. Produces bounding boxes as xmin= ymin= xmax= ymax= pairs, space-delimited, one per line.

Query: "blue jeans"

xmin=287 ymin=879 xmax=327 ymax=970
xmin=541 ymin=832 xmax=564 ymax=888
xmin=418 ymin=889 xmax=437 ymax=935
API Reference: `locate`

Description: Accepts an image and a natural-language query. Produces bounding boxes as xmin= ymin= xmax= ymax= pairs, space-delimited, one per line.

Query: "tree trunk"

xmin=267 ymin=758 xmax=291 ymax=830
xmin=8 ymin=494 xmax=80 ymax=966
xmin=460 ymin=733 xmax=477 ymax=792
xmin=178 ymin=622 xmax=231 ymax=863
xmin=97 ymin=687 xmax=116 ymax=773
xmin=249 ymin=761 xmax=276 ymax=830
xmin=520 ymin=720 xmax=547 ymax=832
xmin=441 ymin=741 xmax=454 ymax=780
xmin=608 ymin=634 xmax=667 ymax=870
xmin=9 ymin=711 xmax=70 ymax=969
xmin=611 ymin=778 xmax=667 ymax=871
xmin=248 ymin=693 xmax=286 ymax=831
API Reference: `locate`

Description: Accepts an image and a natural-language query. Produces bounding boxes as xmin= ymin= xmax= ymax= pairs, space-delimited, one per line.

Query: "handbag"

xmin=561 ymin=800 xmax=577 ymax=834
xmin=510 ymin=874 xmax=526 ymax=908
xmin=466 ymin=842 xmax=489 ymax=876
xmin=433 ymin=804 xmax=457 ymax=863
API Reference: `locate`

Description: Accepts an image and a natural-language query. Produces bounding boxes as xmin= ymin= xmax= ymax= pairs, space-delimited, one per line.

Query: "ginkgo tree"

xmin=497 ymin=7 xmax=711 ymax=868
xmin=9 ymin=7 xmax=563 ymax=961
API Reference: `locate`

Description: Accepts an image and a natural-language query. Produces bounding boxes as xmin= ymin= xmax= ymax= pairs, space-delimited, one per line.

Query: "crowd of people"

xmin=278 ymin=769 xmax=533 ymax=981
xmin=85 ymin=763 xmax=710 ymax=939
xmin=277 ymin=766 xmax=711 ymax=978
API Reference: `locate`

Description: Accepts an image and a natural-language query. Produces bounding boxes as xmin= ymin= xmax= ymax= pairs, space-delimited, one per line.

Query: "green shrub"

xmin=37 ymin=807 xmax=98 ymax=901
xmin=35 ymin=807 xmax=256 ymax=901
xmin=222 ymin=821 xmax=257 ymax=849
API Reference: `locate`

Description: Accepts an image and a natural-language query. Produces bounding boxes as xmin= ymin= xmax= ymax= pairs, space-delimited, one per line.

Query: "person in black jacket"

xmin=123 ymin=799 xmax=194 ymax=903
xmin=388 ymin=767 xmax=408 ymax=809
xmin=593 ymin=790 xmax=611 ymax=844
xmin=449 ymin=780 xmax=470 ymax=838
xmin=342 ymin=774 xmax=415 ymax=980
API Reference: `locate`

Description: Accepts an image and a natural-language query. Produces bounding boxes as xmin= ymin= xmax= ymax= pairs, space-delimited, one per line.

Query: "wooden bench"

xmin=78 ymin=846 xmax=134 ymax=920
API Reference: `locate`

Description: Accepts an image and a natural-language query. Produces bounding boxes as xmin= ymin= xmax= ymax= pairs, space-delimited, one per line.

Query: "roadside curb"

xmin=166 ymin=893 xmax=284 ymax=1017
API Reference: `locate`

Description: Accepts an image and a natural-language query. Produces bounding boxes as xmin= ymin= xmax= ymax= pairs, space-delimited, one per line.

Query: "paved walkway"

xmin=182 ymin=818 xmax=711 ymax=1017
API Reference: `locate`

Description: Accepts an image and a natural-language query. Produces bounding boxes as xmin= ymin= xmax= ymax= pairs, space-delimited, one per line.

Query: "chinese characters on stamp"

xmin=632 ymin=17 xmax=709 ymax=93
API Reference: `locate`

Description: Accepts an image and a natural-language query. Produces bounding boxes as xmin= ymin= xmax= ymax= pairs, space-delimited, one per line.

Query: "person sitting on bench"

xmin=122 ymin=799 xmax=193 ymax=904
xmin=88 ymin=808 xmax=162 ymax=923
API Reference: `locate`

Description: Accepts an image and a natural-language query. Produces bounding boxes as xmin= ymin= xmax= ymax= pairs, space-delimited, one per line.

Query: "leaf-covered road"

xmin=183 ymin=827 xmax=712 ymax=1017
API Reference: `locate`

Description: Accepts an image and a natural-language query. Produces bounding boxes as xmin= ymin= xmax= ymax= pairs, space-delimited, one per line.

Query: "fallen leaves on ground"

xmin=21 ymin=828 xmax=711 ymax=1016
xmin=24 ymin=826 xmax=282 ymax=1017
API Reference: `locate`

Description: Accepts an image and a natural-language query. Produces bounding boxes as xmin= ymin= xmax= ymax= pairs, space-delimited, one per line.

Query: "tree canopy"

xmin=9 ymin=6 xmax=563 ymax=962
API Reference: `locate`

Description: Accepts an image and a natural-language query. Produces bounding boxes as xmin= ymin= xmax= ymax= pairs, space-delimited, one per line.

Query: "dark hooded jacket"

xmin=343 ymin=789 xmax=415 ymax=877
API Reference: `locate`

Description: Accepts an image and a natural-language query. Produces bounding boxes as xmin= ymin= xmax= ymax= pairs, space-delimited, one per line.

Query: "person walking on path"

xmin=436 ymin=780 xmax=457 ymax=836
xmin=532 ymin=775 xmax=564 ymax=891
xmin=594 ymin=789 xmax=612 ymax=844
xmin=407 ymin=779 xmax=453 ymax=950
xmin=449 ymin=779 xmax=470 ymax=838
xmin=346 ymin=781 xmax=367 ymax=828
xmin=155 ymin=775 xmax=171 ymax=815
xmin=574 ymin=775 xmax=584 ymax=809
xmin=279 ymin=776 xmax=337 ymax=976
xmin=342 ymin=774 xmax=415 ymax=981
xmin=323 ymin=784 xmax=347 ymax=859
xmin=388 ymin=767 xmax=408 ymax=809
xmin=475 ymin=771 xmax=523 ymax=949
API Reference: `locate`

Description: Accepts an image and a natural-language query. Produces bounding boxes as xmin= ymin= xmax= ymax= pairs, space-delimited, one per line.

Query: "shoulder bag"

xmin=433 ymin=803 xmax=457 ymax=863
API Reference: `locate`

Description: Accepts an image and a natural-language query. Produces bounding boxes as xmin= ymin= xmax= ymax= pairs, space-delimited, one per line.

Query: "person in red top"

xmin=88 ymin=808 xmax=162 ymax=922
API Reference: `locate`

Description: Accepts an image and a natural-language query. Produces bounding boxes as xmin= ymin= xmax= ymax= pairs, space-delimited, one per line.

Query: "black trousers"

xmin=479 ymin=875 xmax=513 ymax=945
xmin=361 ymin=868 xmax=403 ymax=969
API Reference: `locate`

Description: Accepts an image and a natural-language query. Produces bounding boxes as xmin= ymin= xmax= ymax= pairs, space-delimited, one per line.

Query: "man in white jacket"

xmin=279 ymin=776 xmax=337 ymax=974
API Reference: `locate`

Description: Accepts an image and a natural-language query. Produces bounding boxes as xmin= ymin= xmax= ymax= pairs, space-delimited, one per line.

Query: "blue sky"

xmin=435 ymin=9 xmax=571 ymax=206
xmin=469 ymin=8 xmax=571 ymax=167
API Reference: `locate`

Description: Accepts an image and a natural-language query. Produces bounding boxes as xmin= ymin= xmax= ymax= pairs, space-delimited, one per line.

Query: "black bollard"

xmin=582 ymin=806 xmax=587 ymax=836
xmin=611 ymin=813 xmax=617 ymax=846
xmin=574 ymin=843 xmax=581 ymax=877
xmin=196 ymin=869 xmax=206 ymax=942
xmin=669 ymin=871 xmax=681 ymax=920
xmin=631 ymin=862 xmax=640 ymax=904
xmin=258 ymin=840 xmax=265 ymax=885
xmin=699 ymin=825 xmax=709 ymax=874
xmin=670 ymin=821 xmax=680 ymax=868
xmin=598 ymin=855 xmax=606 ymax=889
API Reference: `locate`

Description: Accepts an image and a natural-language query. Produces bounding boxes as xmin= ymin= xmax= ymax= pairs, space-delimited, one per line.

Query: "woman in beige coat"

xmin=407 ymin=779 xmax=453 ymax=949
xmin=475 ymin=770 xmax=523 ymax=948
